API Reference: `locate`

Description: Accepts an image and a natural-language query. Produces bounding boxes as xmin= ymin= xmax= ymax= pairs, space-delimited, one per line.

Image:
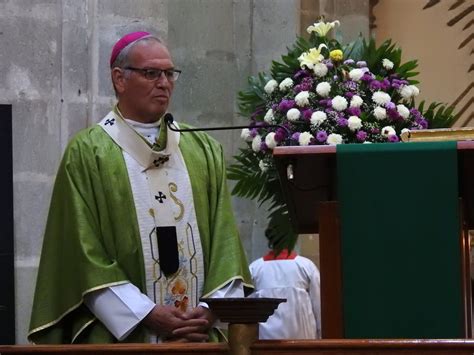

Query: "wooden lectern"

xmin=273 ymin=142 xmax=474 ymax=339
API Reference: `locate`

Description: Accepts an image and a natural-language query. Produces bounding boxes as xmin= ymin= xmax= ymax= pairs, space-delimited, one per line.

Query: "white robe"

xmin=249 ymin=255 xmax=321 ymax=339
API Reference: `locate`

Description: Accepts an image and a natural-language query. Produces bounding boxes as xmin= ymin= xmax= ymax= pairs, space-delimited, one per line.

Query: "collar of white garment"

xmin=98 ymin=107 xmax=180 ymax=171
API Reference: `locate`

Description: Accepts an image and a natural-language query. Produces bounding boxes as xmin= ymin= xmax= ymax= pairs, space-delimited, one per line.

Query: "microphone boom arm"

xmin=164 ymin=113 xmax=291 ymax=137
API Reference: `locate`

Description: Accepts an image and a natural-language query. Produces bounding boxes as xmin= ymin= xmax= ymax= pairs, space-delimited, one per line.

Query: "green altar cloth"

xmin=337 ymin=141 xmax=463 ymax=338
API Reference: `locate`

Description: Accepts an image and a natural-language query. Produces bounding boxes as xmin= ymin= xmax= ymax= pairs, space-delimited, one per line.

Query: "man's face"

xmin=115 ymin=41 xmax=175 ymax=123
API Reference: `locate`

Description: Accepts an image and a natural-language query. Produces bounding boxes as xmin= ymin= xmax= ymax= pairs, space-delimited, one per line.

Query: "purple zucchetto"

xmin=110 ymin=31 xmax=151 ymax=67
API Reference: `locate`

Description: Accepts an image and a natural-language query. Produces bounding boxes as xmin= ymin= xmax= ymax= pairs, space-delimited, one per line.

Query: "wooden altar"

xmin=272 ymin=142 xmax=474 ymax=339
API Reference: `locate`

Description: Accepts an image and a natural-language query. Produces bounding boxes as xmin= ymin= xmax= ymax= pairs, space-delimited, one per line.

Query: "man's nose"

xmin=155 ymin=73 xmax=170 ymax=87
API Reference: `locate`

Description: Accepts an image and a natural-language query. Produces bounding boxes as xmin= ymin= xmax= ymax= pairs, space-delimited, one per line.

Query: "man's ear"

xmin=111 ymin=67 xmax=127 ymax=94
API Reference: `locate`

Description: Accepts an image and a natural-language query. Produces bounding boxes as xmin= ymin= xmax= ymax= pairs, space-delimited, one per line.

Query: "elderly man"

xmin=29 ymin=32 xmax=252 ymax=344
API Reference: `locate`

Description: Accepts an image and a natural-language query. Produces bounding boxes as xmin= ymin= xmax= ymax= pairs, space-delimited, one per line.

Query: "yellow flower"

xmin=330 ymin=49 xmax=343 ymax=62
xmin=298 ymin=44 xmax=327 ymax=69
xmin=307 ymin=20 xmax=340 ymax=37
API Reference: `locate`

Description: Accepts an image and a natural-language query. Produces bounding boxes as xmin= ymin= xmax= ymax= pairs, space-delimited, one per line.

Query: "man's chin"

xmin=150 ymin=103 xmax=169 ymax=117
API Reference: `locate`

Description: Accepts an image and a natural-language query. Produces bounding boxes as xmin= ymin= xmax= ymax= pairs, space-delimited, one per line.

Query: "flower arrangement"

xmin=228 ymin=19 xmax=457 ymax=252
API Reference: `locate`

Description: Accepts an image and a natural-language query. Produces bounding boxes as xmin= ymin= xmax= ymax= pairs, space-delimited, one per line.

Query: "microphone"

xmin=164 ymin=113 xmax=291 ymax=138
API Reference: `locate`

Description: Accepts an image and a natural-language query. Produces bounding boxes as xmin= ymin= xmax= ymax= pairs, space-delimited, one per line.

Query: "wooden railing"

xmin=3 ymin=340 xmax=474 ymax=354
xmin=252 ymin=339 xmax=474 ymax=354
xmin=0 ymin=343 xmax=227 ymax=354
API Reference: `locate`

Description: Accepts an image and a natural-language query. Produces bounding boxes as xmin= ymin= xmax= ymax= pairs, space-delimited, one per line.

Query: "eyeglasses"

xmin=124 ymin=67 xmax=181 ymax=82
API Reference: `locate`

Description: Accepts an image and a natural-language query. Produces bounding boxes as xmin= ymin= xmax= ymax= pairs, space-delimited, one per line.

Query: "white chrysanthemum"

xmin=382 ymin=58 xmax=394 ymax=70
xmin=410 ymin=85 xmax=420 ymax=97
xmin=316 ymin=82 xmax=331 ymax=97
xmin=331 ymin=95 xmax=348 ymax=111
xmin=298 ymin=132 xmax=313 ymax=146
xmin=310 ymin=111 xmax=327 ymax=126
xmin=264 ymin=108 xmax=274 ymax=123
xmin=240 ymin=128 xmax=253 ymax=142
xmin=313 ymin=63 xmax=328 ymax=77
xmin=397 ymin=104 xmax=410 ymax=119
xmin=251 ymin=135 xmax=262 ymax=152
xmin=279 ymin=78 xmax=294 ymax=92
xmin=259 ymin=160 xmax=268 ymax=172
xmin=373 ymin=106 xmax=387 ymax=120
xmin=327 ymin=133 xmax=343 ymax=145
xmin=363 ymin=141 xmax=373 ymax=144
xmin=264 ymin=79 xmax=278 ymax=94
xmin=381 ymin=126 xmax=396 ymax=137
xmin=348 ymin=116 xmax=362 ymax=131
xmin=349 ymin=68 xmax=364 ymax=81
xmin=372 ymin=91 xmax=391 ymax=106
xmin=399 ymin=85 xmax=420 ymax=99
xmin=295 ymin=91 xmax=310 ymax=107
xmin=265 ymin=132 xmax=278 ymax=149
xmin=287 ymin=108 xmax=301 ymax=121
xmin=350 ymin=95 xmax=363 ymax=108
xmin=401 ymin=128 xmax=410 ymax=135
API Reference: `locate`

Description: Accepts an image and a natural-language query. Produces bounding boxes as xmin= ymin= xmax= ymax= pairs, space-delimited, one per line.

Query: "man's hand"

xmin=141 ymin=305 xmax=209 ymax=340
xmin=171 ymin=306 xmax=217 ymax=342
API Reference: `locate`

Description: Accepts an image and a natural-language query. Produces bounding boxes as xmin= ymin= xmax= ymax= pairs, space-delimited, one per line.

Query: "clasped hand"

xmin=142 ymin=305 xmax=216 ymax=342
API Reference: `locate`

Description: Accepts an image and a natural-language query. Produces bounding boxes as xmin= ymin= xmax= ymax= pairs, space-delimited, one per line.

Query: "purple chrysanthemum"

xmin=337 ymin=117 xmax=348 ymax=127
xmin=319 ymin=99 xmax=332 ymax=107
xmin=410 ymin=108 xmax=422 ymax=119
xmin=381 ymin=79 xmax=391 ymax=90
xmin=293 ymin=84 xmax=303 ymax=94
xmin=385 ymin=101 xmax=396 ymax=110
xmin=356 ymin=130 xmax=367 ymax=142
xmin=293 ymin=69 xmax=311 ymax=81
xmin=361 ymin=73 xmax=373 ymax=82
xmin=316 ymin=130 xmax=328 ymax=142
xmin=274 ymin=129 xmax=286 ymax=142
xmin=291 ymin=132 xmax=301 ymax=141
xmin=388 ymin=134 xmax=400 ymax=142
xmin=343 ymin=80 xmax=358 ymax=91
xmin=302 ymin=109 xmax=313 ymax=121
xmin=356 ymin=61 xmax=367 ymax=67
xmin=418 ymin=119 xmax=429 ymax=129
xmin=278 ymin=99 xmax=295 ymax=112
xmin=387 ymin=108 xmax=401 ymax=121
xmin=391 ymin=81 xmax=401 ymax=90
xmin=346 ymin=106 xmax=361 ymax=117
xmin=344 ymin=59 xmax=355 ymax=65
xmin=323 ymin=59 xmax=334 ymax=69
xmin=370 ymin=80 xmax=382 ymax=90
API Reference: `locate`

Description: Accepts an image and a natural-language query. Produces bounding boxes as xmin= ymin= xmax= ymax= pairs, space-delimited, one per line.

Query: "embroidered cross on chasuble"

xmin=99 ymin=109 xmax=205 ymax=313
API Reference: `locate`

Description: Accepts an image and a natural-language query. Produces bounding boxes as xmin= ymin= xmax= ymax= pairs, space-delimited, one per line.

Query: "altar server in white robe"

xmin=249 ymin=249 xmax=321 ymax=339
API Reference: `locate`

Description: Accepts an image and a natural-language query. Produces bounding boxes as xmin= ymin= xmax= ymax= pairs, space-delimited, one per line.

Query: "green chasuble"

xmin=28 ymin=119 xmax=253 ymax=344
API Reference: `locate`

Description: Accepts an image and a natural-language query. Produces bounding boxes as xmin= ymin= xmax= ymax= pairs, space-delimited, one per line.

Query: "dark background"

xmin=0 ymin=104 xmax=15 ymax=344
